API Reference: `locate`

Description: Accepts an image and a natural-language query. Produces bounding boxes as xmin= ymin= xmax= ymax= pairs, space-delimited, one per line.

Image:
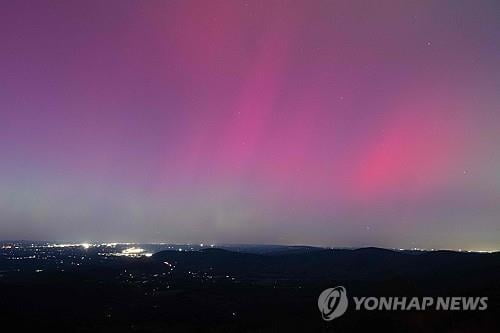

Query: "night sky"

xmin=1 ymin=1 xmax=499 ymax=250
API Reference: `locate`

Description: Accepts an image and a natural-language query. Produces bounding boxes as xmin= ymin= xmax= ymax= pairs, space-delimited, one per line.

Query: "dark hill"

xmin=153 ymin=247 xmax=500 ymax=282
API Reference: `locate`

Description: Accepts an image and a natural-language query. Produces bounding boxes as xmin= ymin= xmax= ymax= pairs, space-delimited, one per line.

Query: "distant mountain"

xmin=153 ymin=247 xmax=500 ymax=283
xmin=216 ymin=244 xmax=324 ymax=255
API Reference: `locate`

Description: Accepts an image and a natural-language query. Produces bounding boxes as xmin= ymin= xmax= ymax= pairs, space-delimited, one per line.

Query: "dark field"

xmin=1 ymin=242 xmax=499 ymax=332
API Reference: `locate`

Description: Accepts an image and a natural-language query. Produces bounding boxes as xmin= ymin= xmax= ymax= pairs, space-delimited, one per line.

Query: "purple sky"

xmin=1 ymin=1 xmax=499 ymax=250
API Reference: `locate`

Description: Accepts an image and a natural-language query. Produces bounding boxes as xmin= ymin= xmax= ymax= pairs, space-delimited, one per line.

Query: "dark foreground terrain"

xmin=0 ymin=242 xmax=499 ymax=332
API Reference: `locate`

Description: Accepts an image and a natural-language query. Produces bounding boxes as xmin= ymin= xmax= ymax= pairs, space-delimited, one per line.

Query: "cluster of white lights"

xmin=107 ymin=247 xmax=153 ymax=257
xmin=122 ymin=247 xmax=144 ymax=254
